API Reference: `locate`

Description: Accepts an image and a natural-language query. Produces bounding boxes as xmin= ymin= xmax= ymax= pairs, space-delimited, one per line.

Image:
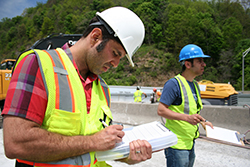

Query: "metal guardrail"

xmin=110 ymin=86 xmax=250 ymax=106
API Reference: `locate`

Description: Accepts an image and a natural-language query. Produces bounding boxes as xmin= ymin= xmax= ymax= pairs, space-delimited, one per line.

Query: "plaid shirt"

xmin=2 ymin=43 xmax=97 ymax=125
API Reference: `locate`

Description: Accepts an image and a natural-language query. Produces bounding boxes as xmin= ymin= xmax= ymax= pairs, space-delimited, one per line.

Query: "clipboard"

xmin=206 ymin=125 xmax=245 ymax=145
xmin=96 ymin=121 xmax=177 ymax=161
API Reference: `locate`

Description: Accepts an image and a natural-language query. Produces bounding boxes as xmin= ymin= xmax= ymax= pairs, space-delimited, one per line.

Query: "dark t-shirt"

xmin=160 ymin=77 xmax=197 ymax=106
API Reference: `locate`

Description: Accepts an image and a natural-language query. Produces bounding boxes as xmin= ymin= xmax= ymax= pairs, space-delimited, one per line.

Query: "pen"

xmin=99 ymin=118 xmax=108 ymax=128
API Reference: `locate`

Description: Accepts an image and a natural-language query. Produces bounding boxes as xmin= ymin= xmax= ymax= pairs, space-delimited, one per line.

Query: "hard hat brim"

xmin=126 ymin=54 xmax=134 ymax=67
xmin=179 ymin=54 xmax=210 ymax=62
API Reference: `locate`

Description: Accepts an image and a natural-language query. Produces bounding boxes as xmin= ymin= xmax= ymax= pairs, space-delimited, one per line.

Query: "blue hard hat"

xmin=179 ymin=44 xmax=210 ymax=62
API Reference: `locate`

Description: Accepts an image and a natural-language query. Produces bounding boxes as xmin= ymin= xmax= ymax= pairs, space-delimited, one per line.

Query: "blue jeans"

xmin=164 ymin=142 xmax=195 ymax=167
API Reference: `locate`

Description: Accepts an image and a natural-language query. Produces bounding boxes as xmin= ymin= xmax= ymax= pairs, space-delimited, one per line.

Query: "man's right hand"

xmin=91 ymin=125 xmax=125 ymax=151
xmin=186 ymin=114 xmax=205 ymax=125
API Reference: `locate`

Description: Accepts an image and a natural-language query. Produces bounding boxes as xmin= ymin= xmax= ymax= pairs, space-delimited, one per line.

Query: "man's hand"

xmin=125 ymin=139 xmax=152 ymax=164
xmin=186 ymin=114 xmax=205 ymax=125
xmin=205 ymin=121 xmax=214 ymax=129
xmin=200 ymin=120 xmax=214 ymax=130
xmin=91 ymin=125 xmax=124 ymax=151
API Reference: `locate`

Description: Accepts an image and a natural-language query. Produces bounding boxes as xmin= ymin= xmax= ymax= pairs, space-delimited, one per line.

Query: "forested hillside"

xmin=1 ymin=0 xmax=250 ymax=90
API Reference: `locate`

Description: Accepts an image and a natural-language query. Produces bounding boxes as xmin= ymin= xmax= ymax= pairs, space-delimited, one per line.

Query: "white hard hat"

xmin=96 ymin=6 xmax=145 ymax=67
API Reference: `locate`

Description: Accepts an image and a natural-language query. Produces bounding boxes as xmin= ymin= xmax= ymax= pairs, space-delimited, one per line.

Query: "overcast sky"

xmin=0 ymin=0 xmax=47 ymax=20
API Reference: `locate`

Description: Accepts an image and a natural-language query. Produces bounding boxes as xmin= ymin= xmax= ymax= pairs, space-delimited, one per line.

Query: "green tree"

xmin=41 ymin=17 xmax=54 ymax=35
xmin=0 ymin=18 xmax=14 ymax=31
xmin=64 ymin=14 xmax=76 ymax=33
xmin=134 ymin=2 xmax=158 ymax=45
xmin=194 ymin=12 xmax=223 ymax=64
xmin=12 ymin=16 xmax=23 ymax=25
xmin=7 ymin=27 xmax=18 ymax=41
xmin=164 ymin=3 xmax=187 ymax=52
xmin=29 ymin=27 xmax=37 ymax=39
xmin=0 ymin=30 xmax=8 ymax=55
xmin=17 ymin=23 xmax=27 ymax=40
xmin=90 ymin=0 xmax=114 ymax=11
xmin=33 ymin=10 xmax=46 ymax=30
xmin=221 ymin=17 xmax=243 ymax=49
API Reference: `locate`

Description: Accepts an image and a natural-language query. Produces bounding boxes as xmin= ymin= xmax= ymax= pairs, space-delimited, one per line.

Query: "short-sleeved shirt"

xmin=160 ymin=77 xmax=197 ymax=106
xmin=2 ymin=43 xmax=98 ymax=125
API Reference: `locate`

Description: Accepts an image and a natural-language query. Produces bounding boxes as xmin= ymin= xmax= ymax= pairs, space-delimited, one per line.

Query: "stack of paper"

xmin=96 ymin=121 xmax=178 ymax=161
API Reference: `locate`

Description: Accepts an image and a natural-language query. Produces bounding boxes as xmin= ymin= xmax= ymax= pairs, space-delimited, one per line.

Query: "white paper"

xmin=96 ymin=121 xmax=177 ymax=161
xmin=206 ymin=125 xmax=242 ymax=145
xmin=121 ymin=121 xmax=171 ymax=143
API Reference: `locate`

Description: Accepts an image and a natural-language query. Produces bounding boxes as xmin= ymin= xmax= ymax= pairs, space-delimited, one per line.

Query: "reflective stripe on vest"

xmin=45 ymin=49 xmax=75 ymax=111
xmin=99 ymin=77 xmax=110 ymax=108
xmin=176 ymin=76 xmax=189 ymax=114
xmin=166 ymin=74 xmax=203 ymax=150
xmin=15 ymin=48 xmax=112 ymax=167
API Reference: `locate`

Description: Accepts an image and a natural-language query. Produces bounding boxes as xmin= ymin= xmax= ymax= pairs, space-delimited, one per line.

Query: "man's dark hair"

xmin=82 ymin=16 xmax=123 ymax=53
xmin=181 ymin=59 xmax=194 ymax=72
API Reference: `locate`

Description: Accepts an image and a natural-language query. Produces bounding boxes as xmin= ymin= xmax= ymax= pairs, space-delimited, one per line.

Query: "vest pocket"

xmin=86 ymin=105 xmax=113 ymax=135
xmin=47 ymin=109 xmax=81 ymax=136
xmin=101 ymin=105 xmax=113 ymax=120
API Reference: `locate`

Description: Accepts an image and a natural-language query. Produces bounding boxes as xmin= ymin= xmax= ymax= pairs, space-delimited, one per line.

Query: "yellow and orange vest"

xmin=15 ymin=48 xmax=112 ymax=167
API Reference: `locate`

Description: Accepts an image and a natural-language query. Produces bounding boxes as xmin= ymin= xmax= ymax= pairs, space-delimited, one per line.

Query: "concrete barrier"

xmin=238 ymin=93 xmax=250 ymax=106
xmin=111 ymin=102 xmax=161 ymax=125
xmin=111 ymin=102 xmax=250 ymax=135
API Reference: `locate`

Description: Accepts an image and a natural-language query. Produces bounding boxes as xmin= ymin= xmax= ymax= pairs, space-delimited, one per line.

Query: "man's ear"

xmin=185 ymin=61 xmax=192 ymax=69
xmin=90 ymin=28 xmax=102 ymax=46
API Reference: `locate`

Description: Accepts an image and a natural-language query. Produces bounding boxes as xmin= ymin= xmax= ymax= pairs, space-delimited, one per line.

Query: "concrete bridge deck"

xmin=1 ymin=128 xmax=249 ymax=167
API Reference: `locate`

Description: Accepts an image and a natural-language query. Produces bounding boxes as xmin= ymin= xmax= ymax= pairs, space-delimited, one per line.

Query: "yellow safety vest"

xmin=133 ymin=90 xmax=142 ymax=102
xmin=15 ymin=48 xmax=112 ymax=167
xmin=166 ymin=74 xmax=203 ymax=150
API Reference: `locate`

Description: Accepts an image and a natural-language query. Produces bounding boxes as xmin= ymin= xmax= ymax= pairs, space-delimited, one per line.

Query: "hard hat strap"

xmin=89 ymin=16 xmax=126 ymax=55
xmin=89 ymin=16 xmax=115 ymax=36
xmin=180 ymin=60 xmax=185 ymax=66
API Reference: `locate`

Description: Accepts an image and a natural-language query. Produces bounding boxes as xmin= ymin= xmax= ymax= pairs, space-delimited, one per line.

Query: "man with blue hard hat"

xmin=157 ymin=44 xmax=214 ymax=167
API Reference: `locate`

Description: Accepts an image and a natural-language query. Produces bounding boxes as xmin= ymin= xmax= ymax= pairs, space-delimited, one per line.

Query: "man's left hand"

xmin=119 ymin=139 xmax=152 ymax=164
xmin=200 ymin=120 xmax=214 ymax=130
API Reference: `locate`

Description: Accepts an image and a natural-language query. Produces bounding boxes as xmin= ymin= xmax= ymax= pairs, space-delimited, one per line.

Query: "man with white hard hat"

xmin=2 ymin=6 xmax=151 ymax=167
